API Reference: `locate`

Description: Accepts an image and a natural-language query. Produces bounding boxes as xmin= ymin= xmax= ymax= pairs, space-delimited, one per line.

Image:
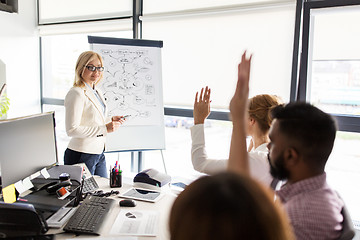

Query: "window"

xmin=297 ymin=0 xmax=360 ymax=131
xmin=295 ymin=0 xmax=360 ymax=222
xmin=306 ymin=4 xmax=360 ymax=116
xmin=326 ymin=131 xmax=360 ymax=221
xmin=310 ymin=60 xmax=360 ymax=116
xmin=42 ymin=104 xmax=68 ymax=164
xmin=140 ymin=1 xmax=296 ymax=178
xmin=38 ymin=0 xmax=132 ymax=24
xmin=143 ymin=117 xmax=232 ymax=178
xmin=143 ymin=2 xmax=296 ymax=109
xmin=41 ymin=31 xmax=133 ymax=101
xmin=143 ymin=0 xmax=291 ymax=14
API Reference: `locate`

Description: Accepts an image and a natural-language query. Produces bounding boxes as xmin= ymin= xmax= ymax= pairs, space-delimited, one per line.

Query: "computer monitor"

xmin=0 ymin=112 xmax=58 ymax=187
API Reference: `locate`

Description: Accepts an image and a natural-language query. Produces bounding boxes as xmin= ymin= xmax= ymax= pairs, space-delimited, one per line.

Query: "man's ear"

xmin=283 ymin=147 xmax=299 ymax=167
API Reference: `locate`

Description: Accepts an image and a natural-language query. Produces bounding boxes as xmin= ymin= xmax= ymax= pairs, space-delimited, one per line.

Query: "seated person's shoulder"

xmin=288 ymin=186 xmax=343 ymax=212
xmin=286 ymin=186 xmax=344 ymax=238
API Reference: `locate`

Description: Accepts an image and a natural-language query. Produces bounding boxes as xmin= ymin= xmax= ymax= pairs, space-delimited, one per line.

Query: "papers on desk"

xmin=110 ymin=210 xmax=159 ymax=236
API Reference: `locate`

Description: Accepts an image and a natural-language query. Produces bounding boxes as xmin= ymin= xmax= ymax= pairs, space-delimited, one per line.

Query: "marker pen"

xmin=120 ymin=115 xmax=130 ymax=119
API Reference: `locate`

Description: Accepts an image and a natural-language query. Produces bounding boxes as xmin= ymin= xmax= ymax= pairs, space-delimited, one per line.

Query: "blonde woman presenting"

xmin=64 ymin=51 xmax=125 ymax=177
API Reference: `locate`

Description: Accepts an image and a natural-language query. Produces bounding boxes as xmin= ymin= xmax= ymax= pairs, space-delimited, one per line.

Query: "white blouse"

xmin=191 ymin=124 xmax=273 ymax=186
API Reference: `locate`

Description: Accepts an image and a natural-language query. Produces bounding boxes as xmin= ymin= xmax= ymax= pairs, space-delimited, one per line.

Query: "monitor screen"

xmin=0 ymin=112 xmax=58 ymax=187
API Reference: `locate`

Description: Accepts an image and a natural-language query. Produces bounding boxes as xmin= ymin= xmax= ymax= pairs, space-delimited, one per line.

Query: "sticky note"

xmin=14 ymin=180 xmax=27 ymax=195
xmin=41 ymin=168 xmax=50 ymax=179
xmin=30 ymin=171 xmax=41 ymax=180
xmin=2 ymin=184 xmax=16 ymax=203
xmin=22 ymin=177 xmax=34 ymax=189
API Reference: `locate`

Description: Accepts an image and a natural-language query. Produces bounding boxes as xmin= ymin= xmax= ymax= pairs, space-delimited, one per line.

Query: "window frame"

xmin=37 ymin=0 xmax=133 ymax=25
xmin=291 ymin=0 xmax=360 ymax=133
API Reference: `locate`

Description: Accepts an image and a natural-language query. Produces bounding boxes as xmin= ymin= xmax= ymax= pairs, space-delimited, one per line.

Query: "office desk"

xmin=49 ymin=175 xmax=178 ymax=240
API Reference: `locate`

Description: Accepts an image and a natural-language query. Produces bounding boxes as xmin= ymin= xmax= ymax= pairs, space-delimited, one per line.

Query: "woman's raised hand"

xmin=194 ymin=86 xmax=211 ymax=125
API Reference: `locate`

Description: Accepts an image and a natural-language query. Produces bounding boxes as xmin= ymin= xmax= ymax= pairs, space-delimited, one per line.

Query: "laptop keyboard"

xmin=82 ymin=176 xmax=99 ymax=193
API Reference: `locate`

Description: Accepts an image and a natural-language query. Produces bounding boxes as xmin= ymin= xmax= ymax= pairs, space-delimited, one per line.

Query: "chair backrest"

xmin=337 ymin=193 xmax=355 ymax=240
xmin=270 ymin=178 xmax=280 ymax=190
xmin=0 ymin=202 xmax=48 ymax=238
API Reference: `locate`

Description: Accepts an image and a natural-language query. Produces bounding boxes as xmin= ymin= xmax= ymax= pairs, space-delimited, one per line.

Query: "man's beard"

xmin=267 ymin=153 xmax=290 ymax=181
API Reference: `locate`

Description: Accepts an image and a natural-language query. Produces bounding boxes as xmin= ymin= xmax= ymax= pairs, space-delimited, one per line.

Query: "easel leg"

xmin=160 ymin=150 xmax=167 ymax=174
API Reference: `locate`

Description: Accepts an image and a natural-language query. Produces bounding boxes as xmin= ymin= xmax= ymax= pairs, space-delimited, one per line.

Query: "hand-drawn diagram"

xmin=93 ymin=44 xmax=163 ymax=126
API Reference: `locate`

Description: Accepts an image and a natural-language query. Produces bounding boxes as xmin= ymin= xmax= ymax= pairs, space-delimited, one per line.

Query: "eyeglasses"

xmin=85 ymin=65 xmax=105 ymax=72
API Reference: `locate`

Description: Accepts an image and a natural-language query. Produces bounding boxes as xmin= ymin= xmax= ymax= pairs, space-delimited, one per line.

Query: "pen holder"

xmin=110 ymin=170 xmax=122 ymax=188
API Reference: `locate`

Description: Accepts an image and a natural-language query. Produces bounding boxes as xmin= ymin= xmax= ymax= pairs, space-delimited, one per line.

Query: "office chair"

xmin=0 ymin=202 xmax=48 ymax=238
xmin=337 ymin=192 xmax=355 ymax=240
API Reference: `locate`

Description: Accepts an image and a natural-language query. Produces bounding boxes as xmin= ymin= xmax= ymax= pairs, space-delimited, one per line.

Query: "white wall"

xmin=0 ymin=0 xmax=40 ymax=118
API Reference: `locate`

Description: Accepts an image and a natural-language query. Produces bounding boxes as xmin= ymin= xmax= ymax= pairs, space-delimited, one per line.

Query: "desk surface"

xmin=49 ymin=175 xmax=178 ymax=240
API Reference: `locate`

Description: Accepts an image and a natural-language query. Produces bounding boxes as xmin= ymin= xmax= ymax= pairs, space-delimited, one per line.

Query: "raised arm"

xmin=228 ymin=52 xmax=252 ymax=175
xmin=194 ymin=86 xmax=211 ymax=125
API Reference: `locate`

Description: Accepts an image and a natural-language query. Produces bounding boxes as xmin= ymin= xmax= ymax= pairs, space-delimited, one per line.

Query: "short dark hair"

xmin=271 ymin=102 xmax=337 ymax=170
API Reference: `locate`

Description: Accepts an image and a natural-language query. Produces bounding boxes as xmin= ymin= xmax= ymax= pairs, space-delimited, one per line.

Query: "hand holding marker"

xmin=120 ymin=115 xmax=130 ymax=120
xmin=108 ymin=115 xmax=129 ymax=133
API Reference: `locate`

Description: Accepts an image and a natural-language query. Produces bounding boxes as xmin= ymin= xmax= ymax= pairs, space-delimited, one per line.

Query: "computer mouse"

xmin=119 ymin=199 xmax=136 ymax=207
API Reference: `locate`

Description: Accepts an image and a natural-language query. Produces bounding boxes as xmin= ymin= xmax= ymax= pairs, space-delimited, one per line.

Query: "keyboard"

xmin=63 ymin=195 xmax=115 ymax=235
xmin=82 ymin=176 xmax=99 ymax=193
